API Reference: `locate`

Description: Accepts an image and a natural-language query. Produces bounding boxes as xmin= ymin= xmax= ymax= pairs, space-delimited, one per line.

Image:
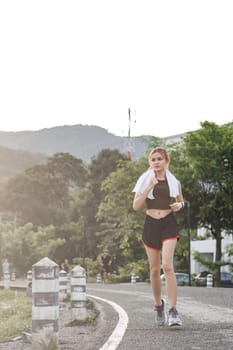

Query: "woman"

xmin=132 ymin=147 xmax=184 ymax=327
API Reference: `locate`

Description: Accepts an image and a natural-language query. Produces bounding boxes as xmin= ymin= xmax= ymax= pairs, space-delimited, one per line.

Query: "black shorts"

xmin=102 ymin=266 xmax=111 ymax=273
xmin=142 ymin=213 xmax=180 ymax=250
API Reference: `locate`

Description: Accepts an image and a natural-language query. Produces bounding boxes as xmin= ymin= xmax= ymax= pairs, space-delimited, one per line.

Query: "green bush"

xmin=72 ymin=257 xmax=100 ymax=278
xmin=107 ymin=259 xmax=149 ymax=283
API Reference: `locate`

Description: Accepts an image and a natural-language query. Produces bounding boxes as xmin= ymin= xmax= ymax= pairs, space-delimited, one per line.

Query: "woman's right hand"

xmin=133 ymin=174 xmax=157 ymax=211
xmin=147 ymin=175 xmax=158 ymax=191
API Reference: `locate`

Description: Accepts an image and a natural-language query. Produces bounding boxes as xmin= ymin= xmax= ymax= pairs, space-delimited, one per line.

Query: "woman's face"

xmin=149 ymin=151 xmax=167 ymax=172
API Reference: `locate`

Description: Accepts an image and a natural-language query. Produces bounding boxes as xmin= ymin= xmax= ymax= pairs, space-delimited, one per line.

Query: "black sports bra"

xmin=145 ymin=179 xmax=171 ymax=209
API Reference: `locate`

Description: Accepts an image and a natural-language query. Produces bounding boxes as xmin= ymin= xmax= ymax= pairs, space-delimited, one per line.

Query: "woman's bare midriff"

xmin=146 ymin=208 xmax=172 ymax=219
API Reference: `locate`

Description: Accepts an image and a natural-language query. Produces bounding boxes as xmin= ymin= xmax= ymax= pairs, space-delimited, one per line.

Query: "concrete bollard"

xmin=71 ymin=265 xmax=87 ymax=321
xmin=207 ymin=274 xmax=213 ymax=288
xmin=11 ymin=271 xmax=16 ymax=281
xmin=32 ymin=257 xmax=59 ymax=350
xmin=96 ymin=273 xmax=102 ymax=283
xmin=26 ymin=270 xmax=33 ymax=296
xmin=131 ymin=272 xmax=137 ymax=284
xmin=27 ymin=270 xmax=33 ymax=283
xmin=3 ymin=272 xmax=10 ymax=289
xmin=59 ymin=269 xmax=69 ymax=301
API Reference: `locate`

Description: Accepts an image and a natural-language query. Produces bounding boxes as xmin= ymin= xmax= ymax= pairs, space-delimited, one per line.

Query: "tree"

xmin=58 ymin=149 xmax=131 ymax=264
xmin=0 ymin=223 xmax=65 ymax=275
xmin=89 ymin=149 xmax=129 ymax=192
xmin=96 ymin=158 xmax=148 ymax=267
xmin=183 ymin=121 xmax=233 ymax=285
xmin=47 ymin=152 xmax=87 ymax=187
xmin=67 ymin=186 xmax=100 ymax=261
xmin=0 ymin=153 xmax=88 ymax=226
xmin=147 ymin=136 xmax=165 ymax=150
xmin=82 ymin=149 xmax=130 ymax=257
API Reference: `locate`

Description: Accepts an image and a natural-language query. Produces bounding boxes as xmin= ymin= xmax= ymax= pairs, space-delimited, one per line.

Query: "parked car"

xmin=160 ymin=272 xmax=190 ymax=286
xmin=194 ymin=271 xmax=233 ymax=287
xmin=219 ymin=271 xmax=233 ymax=288
xmin=194 ymin=271 xmax=210 ymax=286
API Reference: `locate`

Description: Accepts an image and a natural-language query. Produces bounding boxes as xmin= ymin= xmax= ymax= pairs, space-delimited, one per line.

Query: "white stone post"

xmin=96 ymin=273 xmax=102 ymax=283
xmin=207 ymin=273 xmax=213 ymax=288
xmin=71 ymin=265 xmax=87 ymax=321
xmin=3 ymin=272 xmax=10 ymax=289
xmin=27 ymin=270 xmax=32 ymax=283
xmin=26 ymin=270 xmax=33 ymax=297
xmin=11 ymin=271 xmax=16 ymax=281
xmin=59 ymin=269 xmax=68 ymax=301
xmin=131 ymin=272 xmax=137 ymax=284
xmin=32 ymin=257 xmax=59 ymax=350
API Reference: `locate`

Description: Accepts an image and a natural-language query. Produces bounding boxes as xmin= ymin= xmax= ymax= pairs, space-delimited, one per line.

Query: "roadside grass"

xmin=0 ymin=289 xmax=31 ymax=343
xmin=66 ymin=299 xmax=99 ymax=327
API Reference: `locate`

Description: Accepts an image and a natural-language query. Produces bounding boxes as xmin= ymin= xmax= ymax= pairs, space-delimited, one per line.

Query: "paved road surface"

xmin=1 ymin=280 xmax=233 ymax=349
xmin=87 ymin=283 xmax=233 ymax=350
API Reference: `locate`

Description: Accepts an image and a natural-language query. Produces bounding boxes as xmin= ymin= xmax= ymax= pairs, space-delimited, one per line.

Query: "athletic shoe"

xmin=168 ymin=307 xmax=182 ymax=327
xmin=154 ymin=298 xmax=167 ymax=326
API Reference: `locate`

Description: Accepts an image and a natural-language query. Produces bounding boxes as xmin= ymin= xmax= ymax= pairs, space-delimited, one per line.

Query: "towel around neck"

xmin=132 ymin=168 xmax=179 ymax=199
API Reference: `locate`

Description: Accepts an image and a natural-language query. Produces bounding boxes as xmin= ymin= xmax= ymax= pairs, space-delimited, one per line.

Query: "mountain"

xmin=0 ymin=124 xmax=185 ymax=183
xmin=0 ymin=146 xmax=47 ymax=183
xmin=0 ymin=124 xmax=153 ymax=162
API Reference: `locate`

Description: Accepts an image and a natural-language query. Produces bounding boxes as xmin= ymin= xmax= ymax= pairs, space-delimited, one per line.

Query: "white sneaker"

xmin=168 ymin=307 xmax=182 ymax=327
xmin=154 ymin=298 xmax=167 ymax=326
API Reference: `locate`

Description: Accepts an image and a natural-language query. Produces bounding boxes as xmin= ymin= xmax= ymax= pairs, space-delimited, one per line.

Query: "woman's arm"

xmin=133 ymin=177 xmax=158 ymax=211
xmin=170 ymin=182 xmax=184 ymax=212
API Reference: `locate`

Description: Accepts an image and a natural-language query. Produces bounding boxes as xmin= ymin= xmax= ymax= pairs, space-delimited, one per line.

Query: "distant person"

xmin=61 ymin=258 xmax=70 ymax=273
xmin=101 ymin=250 xmax=112 ymax=283
xmin=132 ymin=147 xmax=184 ymax=327
xmin=2 ymin=258 xmax=10 ymax=276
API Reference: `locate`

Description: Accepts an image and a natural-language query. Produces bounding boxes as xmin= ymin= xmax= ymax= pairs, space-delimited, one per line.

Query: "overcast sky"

xmin=0 ymin=0 xmax=232 ymax=137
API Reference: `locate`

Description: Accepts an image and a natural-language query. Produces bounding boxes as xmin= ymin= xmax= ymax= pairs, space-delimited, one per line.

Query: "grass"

xmin=0 ymin=289 xmax=32 ymax=343
xmin=66 ymin=299 xmax=99 ymax=327
xmin=0 ymin=290 xmax=99 ymax=344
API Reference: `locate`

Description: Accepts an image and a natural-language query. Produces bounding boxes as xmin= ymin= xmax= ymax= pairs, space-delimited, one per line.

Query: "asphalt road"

xmin=1 ymin=280 xmax=233 ymax=349
xmin=87 ymin=282 xmax=233 ymax=350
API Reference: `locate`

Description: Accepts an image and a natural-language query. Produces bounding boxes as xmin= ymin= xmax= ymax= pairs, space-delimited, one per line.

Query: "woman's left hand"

xmin=169 ymin=202 xmax=182 ymax=212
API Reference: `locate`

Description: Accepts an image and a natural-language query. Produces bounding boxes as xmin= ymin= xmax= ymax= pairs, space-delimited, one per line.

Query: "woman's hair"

xmin=148 ymin=147 xmax=170 ymax=167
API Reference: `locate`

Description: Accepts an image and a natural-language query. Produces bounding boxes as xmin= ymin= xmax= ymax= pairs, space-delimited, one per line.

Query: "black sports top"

xmin=145 ymin=179 xmax=171 ymax=210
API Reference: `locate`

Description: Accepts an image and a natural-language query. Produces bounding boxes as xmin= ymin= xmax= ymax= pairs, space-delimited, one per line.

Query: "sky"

xmin=0 ymin=0 xmax=232 ymax=138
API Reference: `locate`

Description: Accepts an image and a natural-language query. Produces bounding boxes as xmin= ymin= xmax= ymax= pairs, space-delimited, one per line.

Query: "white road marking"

xmin=88 ymin=294 xmax=129 ymax=350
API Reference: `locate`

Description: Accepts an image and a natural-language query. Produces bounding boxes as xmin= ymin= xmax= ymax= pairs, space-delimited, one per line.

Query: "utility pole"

xmin=128 ymin=108 xmax=131 ymax=138
xmin=186 ymin=201 xmax=191 ymax=286
xmin=124 ymin=108 xmax=136 ymax=160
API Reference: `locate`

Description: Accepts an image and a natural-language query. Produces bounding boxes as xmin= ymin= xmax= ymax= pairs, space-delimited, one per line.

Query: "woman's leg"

xmin=104 ymin=271 xmax=107 ymax=282
xmin=144 ymin=246 xmax=162 ymax=306
xmin=161 ymin=239 xmax=177 ymax=308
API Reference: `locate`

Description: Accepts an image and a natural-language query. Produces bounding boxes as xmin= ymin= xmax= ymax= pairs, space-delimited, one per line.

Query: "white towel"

xmin=132 ymin=168 xmax=179 ymax=199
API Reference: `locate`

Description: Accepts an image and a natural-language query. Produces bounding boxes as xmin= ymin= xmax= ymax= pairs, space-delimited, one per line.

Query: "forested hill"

xmin=0 ymin=124 xmax=151 ymax=162
xmin=0 ymin=146 xmax=47 ymax=183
